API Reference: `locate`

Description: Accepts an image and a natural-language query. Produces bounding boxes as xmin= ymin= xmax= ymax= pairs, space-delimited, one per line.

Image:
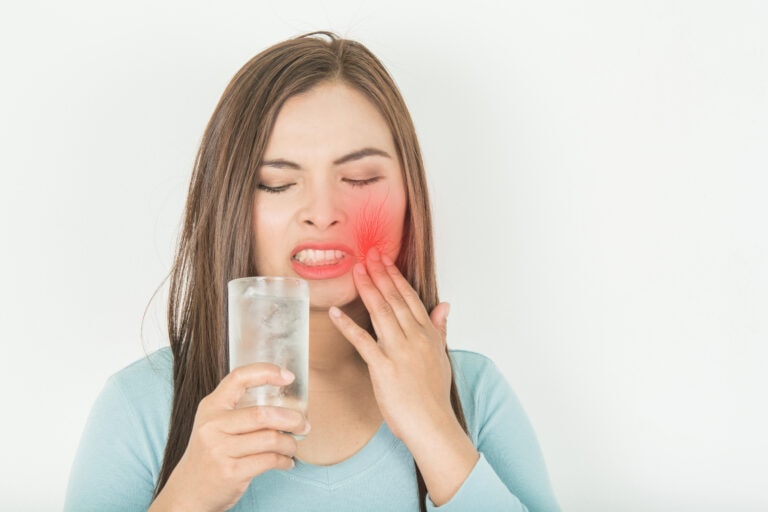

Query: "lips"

xmin=290 ymin=243 xmax=355 ymax=280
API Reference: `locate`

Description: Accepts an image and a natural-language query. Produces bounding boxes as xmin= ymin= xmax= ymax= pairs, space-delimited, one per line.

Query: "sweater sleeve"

xmin=425 ymin=352 xmax=561 ymax=512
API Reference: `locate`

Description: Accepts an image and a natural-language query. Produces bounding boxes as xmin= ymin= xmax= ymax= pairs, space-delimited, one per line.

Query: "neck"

xmin=308 ymin=299 xmax=371 ymax=376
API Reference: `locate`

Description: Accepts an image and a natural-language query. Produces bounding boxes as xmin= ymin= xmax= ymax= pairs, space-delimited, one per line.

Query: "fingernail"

xmin=381 ymin=253 xmax=394 ymax=266
xmin=329 ymin=306 xmax=342 ymax=318
xmin=367 ymin=247 xmax=381 ymax=261
xmin=354 ymin=262 xmax=367 ymax=275
xmin=445 ymin=303 xmax=451 ymax=318
xmin=302 ymin=421 xmax=312 ymax=435
xmin=281 ymin=368 xmax=295 ymax=382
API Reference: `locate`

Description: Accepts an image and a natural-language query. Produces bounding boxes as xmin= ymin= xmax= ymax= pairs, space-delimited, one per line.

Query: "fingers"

xmin=328 ymin=306 xmax=385 ymax=366
xmin=352 ymin=260 xmax=406 ymax=340
xmin=352 ymin=248 xmax=425 ymax=340
xmin=224 ymin=429 xmax=299 ymax=458
xmin=378 ymin=251 xmax=432 ymax=326
xmin=212 ymin=363 xmax=295 ymax=409
xmin=349 ymin=247 xmax=450 ymax=354
xmin=219 ymin=405 xmax=310 ymax=436
xmin=234 ymin=452 xmax=296 ymax=476
xmin=192 ymin=402 xmax=308 ymax=473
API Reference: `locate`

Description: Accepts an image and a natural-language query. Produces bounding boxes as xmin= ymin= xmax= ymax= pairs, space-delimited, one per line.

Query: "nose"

xmin=299 ymin=182 xmax=345 ymax=231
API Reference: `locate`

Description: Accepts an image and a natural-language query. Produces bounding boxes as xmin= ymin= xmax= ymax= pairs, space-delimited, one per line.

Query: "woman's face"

xmin=253 ymin=81 xmax=407 ymax=309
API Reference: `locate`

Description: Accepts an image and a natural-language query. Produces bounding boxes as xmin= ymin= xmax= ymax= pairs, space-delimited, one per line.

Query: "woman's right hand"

xmin=149 ymin=363 xmax=310 ymax=512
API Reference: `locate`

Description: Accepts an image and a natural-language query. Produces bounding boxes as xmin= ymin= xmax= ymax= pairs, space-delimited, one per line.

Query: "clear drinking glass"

xmin=228 ymin=276 xmax=309 ymax=414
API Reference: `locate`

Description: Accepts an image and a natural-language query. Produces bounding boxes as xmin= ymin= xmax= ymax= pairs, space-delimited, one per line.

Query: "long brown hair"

xmin=156 ymin=32 xmax=467 ymax=511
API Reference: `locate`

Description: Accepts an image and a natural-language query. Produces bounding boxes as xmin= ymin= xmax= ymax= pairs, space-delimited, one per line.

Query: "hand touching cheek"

xmin=329 ymin=247 xmax=454 ymax=442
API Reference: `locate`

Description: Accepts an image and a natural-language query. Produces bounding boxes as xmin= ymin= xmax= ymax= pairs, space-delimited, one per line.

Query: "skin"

xmin=151 ymin=81 xmax=478 ymax=512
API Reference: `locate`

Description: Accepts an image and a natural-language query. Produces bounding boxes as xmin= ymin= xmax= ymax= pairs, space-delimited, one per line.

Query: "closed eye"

xmin=257 ymin=183 xmax=295 ymax=193
xmin=343 ymin=177 xmax=382 ymax=187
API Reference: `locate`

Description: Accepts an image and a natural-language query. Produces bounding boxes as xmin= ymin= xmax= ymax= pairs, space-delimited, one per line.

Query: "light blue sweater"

xmin=64 ymin=348 xmax=560 ymax=511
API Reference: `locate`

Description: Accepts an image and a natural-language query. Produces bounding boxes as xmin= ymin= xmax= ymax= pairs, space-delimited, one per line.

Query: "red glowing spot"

xmin=354 ymin=197 xmax=392 ymax=262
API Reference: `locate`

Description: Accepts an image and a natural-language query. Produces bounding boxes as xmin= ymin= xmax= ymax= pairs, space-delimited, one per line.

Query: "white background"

xmin=1 ymin=1 xmax=766 ymax=510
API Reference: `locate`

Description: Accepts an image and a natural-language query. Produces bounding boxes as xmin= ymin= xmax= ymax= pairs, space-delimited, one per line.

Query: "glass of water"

xmin=228 ymin=276 xmax=309 ymax=414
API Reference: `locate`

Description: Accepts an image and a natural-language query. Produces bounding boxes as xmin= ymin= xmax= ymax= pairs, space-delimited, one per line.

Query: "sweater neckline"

xmin=285 ymin=422 xmax=399 ymax=487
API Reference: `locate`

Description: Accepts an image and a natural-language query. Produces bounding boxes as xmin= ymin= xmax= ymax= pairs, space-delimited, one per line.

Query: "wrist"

xmin=400 ymin=410 xmax=478 ymax=507
xmin=396 ymin=402 xmax=462 ymax=448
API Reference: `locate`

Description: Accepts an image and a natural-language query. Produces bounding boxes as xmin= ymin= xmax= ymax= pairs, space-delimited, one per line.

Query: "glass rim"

xmin=227 ymin=276 xmax=308 ymax=286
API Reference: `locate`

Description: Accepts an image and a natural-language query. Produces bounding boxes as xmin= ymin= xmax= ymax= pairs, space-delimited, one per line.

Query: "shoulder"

xmin=448 ymin=349 xmax=497 ymax=372
xmin=448 ymin=349 xmax=507 ymax=394
xmin=106 ymin=346 xmax=174 ymax=404
xmin=112 ymin=346 xmax=174 ymax=383
xmin=93 ymin=346 xmax=174 ymax=437
xmin=98 ymin=348 xmax=175 ymax=462
xmin=447 ymin=349 xmax=528 ymax=444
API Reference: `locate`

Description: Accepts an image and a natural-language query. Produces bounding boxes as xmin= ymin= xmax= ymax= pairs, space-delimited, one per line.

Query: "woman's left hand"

xmin=328 ymin=246 xmax=454 ymax=443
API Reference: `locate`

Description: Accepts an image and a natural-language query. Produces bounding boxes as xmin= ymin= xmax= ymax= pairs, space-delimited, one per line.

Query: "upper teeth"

xmin=294 ymin=249 xmax=346 ymax=266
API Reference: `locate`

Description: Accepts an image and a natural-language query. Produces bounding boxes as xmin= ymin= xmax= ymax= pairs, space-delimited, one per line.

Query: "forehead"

xmin=265 ymin=81 xmax=396 ymax=160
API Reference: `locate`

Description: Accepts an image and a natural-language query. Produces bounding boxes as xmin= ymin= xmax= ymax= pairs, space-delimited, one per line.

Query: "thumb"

xmin=429 ymin=302 xmax=450 ymax=345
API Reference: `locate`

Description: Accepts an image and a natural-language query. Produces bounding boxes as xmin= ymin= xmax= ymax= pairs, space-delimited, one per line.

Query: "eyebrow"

xmin=261 ymin=147 xmax=391 ymax=170
xmin=333 ymin=147 xmax=391 ymax=165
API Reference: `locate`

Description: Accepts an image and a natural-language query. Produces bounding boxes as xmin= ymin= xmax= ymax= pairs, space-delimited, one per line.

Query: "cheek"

xmin=351 ymin=193 xmax=406 ymax=262
xmin=253 ymin=204 xmax=288 ymax=266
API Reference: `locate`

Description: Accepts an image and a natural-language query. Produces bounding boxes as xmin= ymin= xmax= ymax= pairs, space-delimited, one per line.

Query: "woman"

xmin=64 ymin=32 xmax=560 ymax=511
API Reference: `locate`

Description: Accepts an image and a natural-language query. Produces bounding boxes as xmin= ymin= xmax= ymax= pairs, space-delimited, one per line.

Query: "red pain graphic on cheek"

xmin=353 ymin=197 xmax=394 ymax=262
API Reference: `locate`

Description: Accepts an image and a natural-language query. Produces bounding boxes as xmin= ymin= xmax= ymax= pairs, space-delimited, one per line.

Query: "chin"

xmin=307 ymin=279 xmax=358 ymax=309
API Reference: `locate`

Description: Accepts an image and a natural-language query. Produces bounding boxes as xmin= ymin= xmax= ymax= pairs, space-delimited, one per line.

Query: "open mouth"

xmin=290 ymin=244 xmax=356 ymax=280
